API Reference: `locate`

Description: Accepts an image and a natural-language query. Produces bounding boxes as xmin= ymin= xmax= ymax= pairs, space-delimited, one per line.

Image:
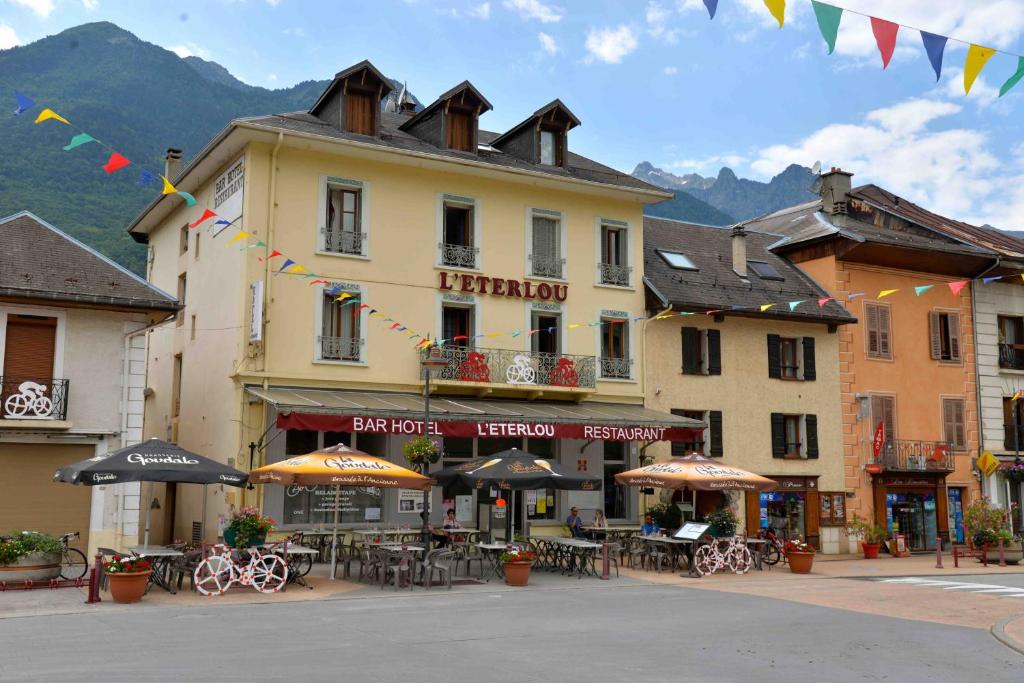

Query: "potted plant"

xmin=783 ymin=539 xmax=816 ymax=574
xmin=705 ymin=507 xmax=738 ymax=538
xmin=402 ymin=436 xmax=441 ymax=472
xmin=964 ymin=497 xmax=1017 ymax=562
xmin=0 ymin=531 xmax=63 ymax=582
xmin=846 ymin=513 xmax=888 ymax=559
xmin=500 ymin=547 xmax=536 ymax=586
xmin=647 ymin=501 xmax=682 ymax=532
xmin=224 ymin=506 xmax=275 ymax=548
xmin=104 ymin=555 xmax=153 ymax=603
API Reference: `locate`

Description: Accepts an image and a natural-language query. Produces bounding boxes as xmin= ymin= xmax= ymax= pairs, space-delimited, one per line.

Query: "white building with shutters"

xmin=0 ymin=212 xmax=178 ymax=557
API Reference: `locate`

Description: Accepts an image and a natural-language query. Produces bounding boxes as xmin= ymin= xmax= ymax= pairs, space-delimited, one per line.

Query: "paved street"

xmin=0 ymin=582 xmax=1019 ymax=682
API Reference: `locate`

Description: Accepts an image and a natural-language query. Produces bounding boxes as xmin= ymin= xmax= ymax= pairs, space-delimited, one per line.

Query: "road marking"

xmin=877 ymin=577 xmax=1024 ymax=599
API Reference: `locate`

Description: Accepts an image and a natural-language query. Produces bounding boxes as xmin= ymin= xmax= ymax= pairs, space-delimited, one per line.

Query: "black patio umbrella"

xmin=54 ymin=438 xmax=248 ymax=546
xmin=432 ymin=448 xmax=601 ymax=539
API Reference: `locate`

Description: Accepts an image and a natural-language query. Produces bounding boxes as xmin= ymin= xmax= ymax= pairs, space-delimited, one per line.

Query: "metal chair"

xmin=604 ymin=542 xmax=621 ymax=578
xmin=422 ymin=550 xmax=457 ymax=590
xmin=648 ymin=541 xmax=672 ymax=573
xmin=625 ymin=537 xmax=647 ymax=569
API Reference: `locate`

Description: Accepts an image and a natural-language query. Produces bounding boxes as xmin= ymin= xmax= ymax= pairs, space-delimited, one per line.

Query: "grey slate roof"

xmin=1 ymin=211 xmax=178 ymax=312
xmin=237 ymin=110 xmax=663 ymax=195
xmin=643 ymin=216 xmax=855 ymax=325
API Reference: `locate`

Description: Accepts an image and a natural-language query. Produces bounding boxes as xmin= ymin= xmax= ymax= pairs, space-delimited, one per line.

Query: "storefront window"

xmin=603 ymin=441 xmax=629 ymax=519
xmin=885 ymin=493 xmax=938 ymax=550
xmin=324 ymin=431 xmax=351 ymax=448
xmin=947 ymin=487 xmax=965 ymax=543
xmin=283 ymin=484 xmax=382 ymax=526
xmin=285 ymin=429 xmax=318 ymax=455
xmin=527 ymin=438 xmax=556 ymax=521
xmin=760 ymin=492 xmax=805 ymax=540
xmin=441 ymin=437 xmax=474 ymax=511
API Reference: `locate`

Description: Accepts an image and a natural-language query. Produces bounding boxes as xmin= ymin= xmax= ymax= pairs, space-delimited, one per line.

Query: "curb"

xmin=991 ymin=614 xmax=1024 ymax=657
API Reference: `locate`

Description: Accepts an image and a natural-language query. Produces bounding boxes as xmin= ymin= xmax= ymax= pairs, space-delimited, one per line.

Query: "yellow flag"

xmin=964 ymin=44 xmax=996 ymax=94
xmin=228 ymin=231 xmax=251 ymax=243
xmin=486 ymin=332 xmax=503 ymax=338
xmin=160 ymin=175 xmax=177 ymax=195
xmin=760 ymin=303 xmax=775 ymax=312
xmin=763 ymin=0 xmax=785 ymax=28
xmin=335 ymin=292 xmax=352 ymax=301
xmin=977 ymin=450 xmax=1000 ymax=477
xmin=878 ymin=289 xmax=898 ymax=298
xmin=568 ymin=323 xmax=582 ymax=329
xmin=34 ymin=108 xmax=69 ymax=125
xmin=289 ymin=265 xmax=306 ymax=274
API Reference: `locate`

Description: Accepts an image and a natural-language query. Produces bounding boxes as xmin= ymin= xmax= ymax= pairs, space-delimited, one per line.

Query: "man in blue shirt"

xmin=565 ymin=507 xmax=585 ymax=538
xmin=640 ymin=514 xmax=661 ymax=536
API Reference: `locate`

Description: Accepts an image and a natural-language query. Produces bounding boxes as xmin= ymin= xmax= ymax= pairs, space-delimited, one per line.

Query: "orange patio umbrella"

xmin=250 ymin=444 xmax=432 ymax=578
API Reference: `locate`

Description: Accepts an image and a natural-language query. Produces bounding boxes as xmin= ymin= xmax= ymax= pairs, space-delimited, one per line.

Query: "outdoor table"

xmin=126 ymin=545 xmax=184 ymax=594
xmin=262 ymin=543 xmax=319 ymax=589
xmin=637 ymin=535 xmax=695 ymax=576
xmin=476 ymin=542 xmax=508 ymax=581
xmin=744 ymin=538 xmax=767 ymax=571
xmin=547 ymin=537 xmax=603 ymax=578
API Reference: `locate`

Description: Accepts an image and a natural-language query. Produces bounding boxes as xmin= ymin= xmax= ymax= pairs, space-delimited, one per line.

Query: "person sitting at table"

xmin=640 ymin=514 xmax=661 ymax=536
xmin=566 ymin=507 xmax=585 ymax=538
xmin=421 ymin=511 xmax=448 ymax=548
xmin=443 ymin=509 xmax=465 ymax=543
xmin=588 ymin=510 xmax=608 ymax=541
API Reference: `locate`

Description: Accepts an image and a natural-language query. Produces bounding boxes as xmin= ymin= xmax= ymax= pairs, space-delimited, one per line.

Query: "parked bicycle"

xmin=694 ymin=535 xmax=753 ymax=576
xmin=58 ymin=531 xmax=89 ymax=580
xmin=759 ymin=527 xmax=787 ymax=567
xmin=193 ymin=544 xmax=288 ymax=596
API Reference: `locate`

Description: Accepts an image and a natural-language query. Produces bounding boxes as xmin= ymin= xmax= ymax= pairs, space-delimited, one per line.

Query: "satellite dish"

xmin=809 ymin=160 xmax=823 ymax=194
xmin=811 ymin=160 xmax=822 ymax=175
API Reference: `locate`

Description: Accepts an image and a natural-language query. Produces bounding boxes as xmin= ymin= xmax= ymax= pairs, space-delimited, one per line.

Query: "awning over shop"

xmin=246 ymin=386 xmax=702 ymax=442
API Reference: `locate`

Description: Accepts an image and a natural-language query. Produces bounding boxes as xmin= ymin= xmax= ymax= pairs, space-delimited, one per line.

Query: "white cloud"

xmin=646 ymin=2 xmax=678 ymax=43
xmin=168 ymin=43 xmax=209 ymax=60
xmin=538 ymin=31 xmax=558 ymax=55
xmin=663 ymin=65 xmax=678 ymax=76
xmin=584 ymin=25 xmax=638 ymax=64
xmin=468 ymin=2 xmax=490 ymax=19
xmin=82 ymin=0 xmax=98 ymax=9
xmin=503 ymin=0 xmax=562 ymax=23
xmin=942 ymin=67 xmax=1000 ymax=107
xmin=668 ymin=154 xmax=749 ymax=172
xmin=9 ymin=0 xmax=55 ymax=17
xmin=0 ymin=23 xmax=20 ymax=49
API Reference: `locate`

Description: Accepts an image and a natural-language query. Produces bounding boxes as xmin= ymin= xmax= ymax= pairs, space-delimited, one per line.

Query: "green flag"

xmin=1000 ymin=56 xmax=1024 ymax=97
xmin=812 ymin=1 xmax=843 ymax=55
xmin=62 ymin=133 xmax=96 ymax=151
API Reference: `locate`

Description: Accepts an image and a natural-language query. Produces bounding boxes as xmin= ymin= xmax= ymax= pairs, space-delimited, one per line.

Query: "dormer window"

xmin=540 ymin=128 xmax=562 ymax=166
xmin=308 ymin=60 xmax=393 ymax=138
xmin=492 ymin=99 xmax=580 ymax=169
xmin=401 ymin=81 xmax=492 ymax=155
xmin=344 ymin=87 xmax=376 ymax=136
xmin=446 ymin=106 xmax=474 ymax=152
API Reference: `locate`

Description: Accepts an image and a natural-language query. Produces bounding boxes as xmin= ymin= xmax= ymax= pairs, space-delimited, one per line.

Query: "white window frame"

xmin=317 ymin=175 xmax=371 ymax=260
xmin=313 ymin=282 xmax=368 ymax=366
xmin=595 ymin=308 xmax=635 ymax=382
xmin=594 ymin=217 xmax=634 ymax=289
xmin=435 ymin=193 xmax=482 ymax=272
xmin=0 ymin=304 xmax=68 ymax=380
xmin=525 ymin=208 xmax=568 ymax=282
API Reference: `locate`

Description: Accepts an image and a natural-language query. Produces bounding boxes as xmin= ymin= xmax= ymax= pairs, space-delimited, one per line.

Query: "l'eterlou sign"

xmin=439 ymin=272 xmax=568 ymax=302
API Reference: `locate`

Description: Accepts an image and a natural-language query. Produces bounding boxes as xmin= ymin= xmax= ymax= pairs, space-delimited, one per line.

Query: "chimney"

xmin=820 ymin=167 xmax=853 ymax=217
xmin=732 ymin=225 xmax=747 ymax=278
xmin=164 ymin=148 xmax=183 ymax=181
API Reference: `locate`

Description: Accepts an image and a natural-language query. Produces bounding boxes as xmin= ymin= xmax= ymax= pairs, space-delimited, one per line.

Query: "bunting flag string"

xmin=810 ymin=1 xmax=841 ymax=55
xmin=13 ymin=91 xmax=34 ymax=115
xmin=101 ymin=152 xmax=131 ymax=174
xmin=964 ymin=44 xmax=997 ymax=94
xmin=870 ymin=17 xmax=899 ymax=69
xmin=920 ymin=31 xmax=948 ymax=82
xmin=63 ymin=133 xmax=96 ymax=151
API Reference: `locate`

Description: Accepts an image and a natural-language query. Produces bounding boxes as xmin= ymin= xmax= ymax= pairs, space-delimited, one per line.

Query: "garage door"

xmin=0 ymin=443 xmax=93 ymax=551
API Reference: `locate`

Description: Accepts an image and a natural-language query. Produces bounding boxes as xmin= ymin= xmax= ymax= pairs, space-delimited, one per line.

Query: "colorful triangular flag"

xmin=999 ymin=57 xmax=1024 ymax=97
xmin=964 ymin=44 xmax=996 ymax=94
xmin=920 ymin=31 xmax=947 ymax=82
xmin=948 ymin=280 xmax=969 ymax=295
xmin=229 ymin=231 xmax=251 ymax=243
xmin=13 ymin=91 xmax=35 ymax=115
xmin=34 ymin=108 xmax=69 ymax=125
xmin=762 ymin=0 xmax=785 ymax=28
xmin=336 ymin=292 xmax=353 ymax=301
xmin=189 ymin=209 xmax=217 ymax=228
xmin=818 ymin=297 xmax=833 ymax=308
xmin=787 ymin=301 xmax=803 ymax=311
xmin=137 ymin=169 xmax=156 ymax=185
xmin=63 ymin=133 xmax=96 ymax=151
xmin=878 ymin=289 xmax=899 ymax=298
xmin=848 ymin=293 xmax=866 ymax=300
xmin=101 ymin=152 xmax=131 ymax=174
xmin=160 ymin=175 xmax=177 ymax=195
xmin=702 ymin=0 xmax=718 ymax=20
xmin=914 ymin=285 xmax=934 ymax=296
xmin=176 ymin=191 xmax=197 ymax=208
xmin=870 ymin=17 xmax=899 ymax=69
xmin=811 ymin=1 xmax=842 ymax=54
xmin=982 ymin=275 xmax=1004 ymax=284
xmin=277 ymin=258 xmax=295 ymax=273
xmin=760 ymin=303 xmax=775 ymax=312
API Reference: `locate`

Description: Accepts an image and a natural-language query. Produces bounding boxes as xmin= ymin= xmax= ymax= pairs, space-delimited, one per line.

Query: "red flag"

xmin=102 ymin=152 xmax=131 ymax=174
xmin=388 ymin=322 xmax=401 ymax=330
xmin=189 ymin=209 xmax=217 ymax=228
xmin=818 ymin=297 xmax=833 ymax=308
xmin=948 ymin=280 xmax=968 ymax=295
xmin=871 ymin=17 xmax=899 ymax=68
xmin=872 ymin=421 xmax=885 ymax=458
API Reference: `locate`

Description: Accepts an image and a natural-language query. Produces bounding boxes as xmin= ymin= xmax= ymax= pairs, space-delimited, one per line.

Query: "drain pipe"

xmin=260 ymin=132 xmax=284 ymax=383
xmin=639 ymin=303 xmax=673 ymax=518
xmin=971 ymin=256 xmax=1000 ymax=504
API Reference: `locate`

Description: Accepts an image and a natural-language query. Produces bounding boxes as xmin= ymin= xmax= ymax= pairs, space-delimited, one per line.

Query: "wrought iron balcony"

xmin=433 ymin=346 xmax=597 ymax=389
xmin=598 ymin=262 xmax=631 ymax=286
xmin=439 ymin=242 xmax=479 ymax=269
xmin=529 ymin=253 xmax=566 ymax=279
xmin=875 ymin=439 xmax=955 ymax=473
xmin=999 ymin=343 xmax=1024 ymax=370
xmin=319 ymin=336 xmax=364 ymax=362
xmin=599 ymin=356 xmax=633 ymax=380
xmin=1 ymin=377 xmax=70 ymax=421
xmin=323 ymin=230 xmax=366 ymax=256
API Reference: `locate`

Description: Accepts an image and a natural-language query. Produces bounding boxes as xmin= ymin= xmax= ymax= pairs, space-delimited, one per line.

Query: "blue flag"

xmin=13 ymin=91 xmax=35 ymax=115
xmin=278 ymin=258 xmax=295 ymax=273
xmin=921 ymin=31 xmax=947 ymax=82
xmin=137 ymin=169 xmax=156 ymax=185
xmin=703 ymin=0 xmax=718 ymax=19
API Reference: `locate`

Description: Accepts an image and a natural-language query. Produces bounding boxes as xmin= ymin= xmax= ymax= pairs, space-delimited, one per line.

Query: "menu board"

xmin=674 ymin=522 xmax=710 ymax=540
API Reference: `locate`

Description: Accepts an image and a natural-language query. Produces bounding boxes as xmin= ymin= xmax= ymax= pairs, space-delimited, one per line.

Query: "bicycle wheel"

xmin=32 ymin=396 xmax=53 ymax=417
xmin=289 ymin=554 xmax=313 ymax=578
xmin=251 ymin=554 xmax=288 ymax=593
xmin=694 ymin=545 xmax=715 ymax=576
xmin=728 ymin=547 xmax=753 ymax=575
xmin=59 ymin=547 xmax=88 ymax=580
xmin=763 ymin=543 xmax=781 ymax=566
xmin=194 ymin=556 xmax=236 ymax=596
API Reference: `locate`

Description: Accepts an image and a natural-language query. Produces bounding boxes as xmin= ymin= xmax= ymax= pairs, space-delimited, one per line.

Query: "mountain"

xmin=632 ymin=162 xmax=818 ymax=223
xmin=643 ymin=191 xmax=735 ymax=227
xmin=0 ymin=22 xmax=417 ymax=274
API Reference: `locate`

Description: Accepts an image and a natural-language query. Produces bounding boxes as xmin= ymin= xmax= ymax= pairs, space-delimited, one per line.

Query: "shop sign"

xmin=772 ymin=476 xmax=817 ymax=491
xmin=212 ymin=156 xmax=244 ymax=236
xmin=439 ymin=272 xmax=568 ymax=302
xmin=882 ymin=477 xmax=939 ymax=487
xmin=277 ymin=412 xmax=698 ymax=442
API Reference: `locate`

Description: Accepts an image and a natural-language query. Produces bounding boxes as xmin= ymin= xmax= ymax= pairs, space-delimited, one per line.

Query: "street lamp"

xmin=420 ymin=343 xmax=448 ymax=549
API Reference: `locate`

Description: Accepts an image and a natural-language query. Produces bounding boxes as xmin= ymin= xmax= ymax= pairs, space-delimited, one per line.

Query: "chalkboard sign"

xmin=674 ymin=522 xmax=710 ymax=540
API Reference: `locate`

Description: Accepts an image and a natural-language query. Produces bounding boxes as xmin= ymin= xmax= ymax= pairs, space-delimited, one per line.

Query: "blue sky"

xmin=3 ymin=0 xmax=1024 ymax=228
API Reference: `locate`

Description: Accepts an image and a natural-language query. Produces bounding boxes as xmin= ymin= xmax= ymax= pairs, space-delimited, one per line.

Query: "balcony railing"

xmin=876 ymin=439 xmax=955 ymax=473
xmin=440 ymin=243 xmax=479 ymax=269
xmin=530 ymin=253 xmax=566 ymax=279
xmin=599 ymin=356 xmax=633 ymax=380
xmin=999 ymin=343 xmax=1024 ymax=370
xmin=1 ymin=377 xmax=70 ymax=421
xmin=598 ymin=262 xmax=631 ymax=287
xmin=319 ymin=336 xmax=363 ymax=362
xmin=323 ymin=230 xmax=366 ymax=256
xmin=433 ymin=346 xmax=597 ymax=389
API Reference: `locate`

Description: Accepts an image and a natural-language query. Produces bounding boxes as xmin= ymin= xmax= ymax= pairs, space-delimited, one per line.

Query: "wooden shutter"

xmin=866 ymin=303 xmax=880 ymax=356
xmin=345 ymin=91 xmax=375 ymax=135
xmin=947 ymin=312 xmax=961 ymax=361
xmin=446 ymin=109 xmax=473 ymax=151
xmin=3 ymin=315 xmax=57 ymax=379
xmin=805 ymin=414 xmax=819 ymax=459
xmin=670 ymin=409 xmax=688 ymax=456
xmin=708 ymin=410 xmax=723 ymax=456
xmin=767 ymin=334 xmax=781 ymax=378
xmin=707 ymin=329 xmax=722 ymax=375
xmin=866 ymin=303 xmax=892 ymax=359
xmin=802 ymin=337 xmax=816 ymax=381
xmin=929 ymin=311 xmax=942 ymax=359
xmin=770 ymin=413 xmax=786 ymax=458
xmin=943 ymin=398 xmax=966 ymax=449
xmin=681 ymin=327 xmax=699 ymax=374
xmin=877 ymin=305 xmax=891 ymax=358
xmin=871 ymin=396 xmax=896 ymax=441
xmin=532 ymin=216 xmax=559 ymax=264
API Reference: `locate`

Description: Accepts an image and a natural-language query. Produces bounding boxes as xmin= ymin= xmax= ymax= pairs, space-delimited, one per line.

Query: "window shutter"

xmin=707 ymin=329 xmax=722 ymax=375
xmin=954 ymin=399 xmax=965 ymax=448
xmin=802 ymin=337 xmax=816 ymax=381
xmin=866 ymin=303 xmax=880 ymax=356
xmin=805 ymin=414 xmax=819 ymax=459
xmin=948 ymin=312 xmax=961 ymax=361
xmin=2 ymin=316 xmax=57 ymax=379
xmin=670 ymin=409 xmax=687 ymax=456
xmin=767 ymin=334 xmax=781 ymax=379
xmin=771 ymin=413 xmax=786 ymax=458
xmin=681 ymin=327 xmax=699 ymax=374
xmin=872 ymin=395 xmax=897 ymax=441
xmin=929 ymin=311 xmax=942 ymax=360
xmin=709 ymin=410 xmax=723 ymax=456
xmin=877 ymin=305 xmax=891 ymax=357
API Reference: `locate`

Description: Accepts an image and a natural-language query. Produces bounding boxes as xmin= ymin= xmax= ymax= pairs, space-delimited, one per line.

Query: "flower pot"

xmin=0 ymin=551 xmax=61 ymax=582
xmin=503 ymin=561 xmax=534 ymax=586
xmin=984 ymin=546 xmax=1023 ymax=565
xmin=107 ymin=570 xmax=153 ymax=603
xmin=224 ymin=528 xmax=266 ymax=548
xmin=861 ymin=542 xmax=881 ymax=559
xmin=786 ymin=551 xmax=815 ymax=574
